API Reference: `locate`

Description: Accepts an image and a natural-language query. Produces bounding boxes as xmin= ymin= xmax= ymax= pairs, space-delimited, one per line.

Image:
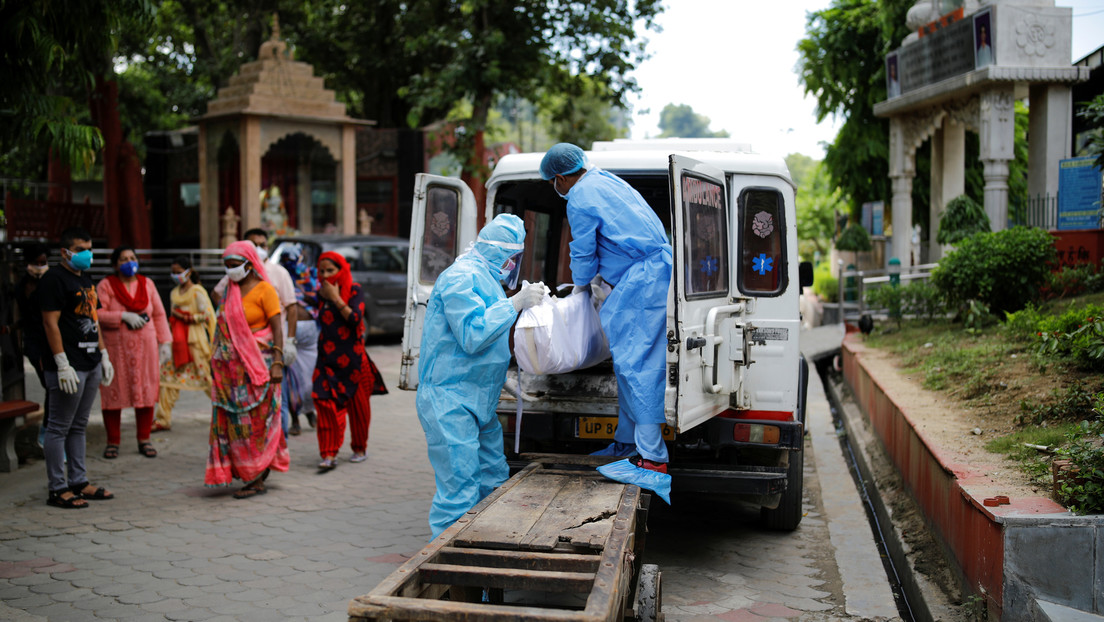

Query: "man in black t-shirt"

xmin=39 ymin=227 xmax=117 ymax=509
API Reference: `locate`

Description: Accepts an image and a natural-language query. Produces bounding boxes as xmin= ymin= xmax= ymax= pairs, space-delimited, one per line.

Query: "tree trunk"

xmin=89 ymin=76 xmax=150 ymax=249
xmin=462 ymin=94 xmax=493 ymax=229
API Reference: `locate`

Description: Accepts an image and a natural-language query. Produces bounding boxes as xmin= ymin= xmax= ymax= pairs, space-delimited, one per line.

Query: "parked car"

xmin=270 ymin=234 xmax=409 ymax=335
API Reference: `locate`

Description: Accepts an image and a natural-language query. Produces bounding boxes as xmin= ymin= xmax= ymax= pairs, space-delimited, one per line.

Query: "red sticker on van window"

xmin=752 ymin=211 xmax=774 ymax=238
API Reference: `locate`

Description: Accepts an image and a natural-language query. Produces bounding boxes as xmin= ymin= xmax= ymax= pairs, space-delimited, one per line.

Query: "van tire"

xmin=760 ymin=449 xmax=803 ymax=531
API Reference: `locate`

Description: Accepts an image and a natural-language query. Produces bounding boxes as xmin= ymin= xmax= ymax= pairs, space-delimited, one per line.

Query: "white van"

xmin=401 ymin=145 xmax=812 ymax=530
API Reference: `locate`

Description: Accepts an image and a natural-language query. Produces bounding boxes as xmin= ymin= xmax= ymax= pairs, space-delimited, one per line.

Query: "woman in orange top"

xmin=204 ymin=241 xmax=290 ymax=498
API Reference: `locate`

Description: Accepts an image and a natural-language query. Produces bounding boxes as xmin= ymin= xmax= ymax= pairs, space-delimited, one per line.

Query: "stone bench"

xmin=0 ymin=400 xmax=38 ymax=472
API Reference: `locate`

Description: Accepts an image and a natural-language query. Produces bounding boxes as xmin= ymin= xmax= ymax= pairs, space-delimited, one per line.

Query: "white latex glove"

xmin=100 ymin=349 xmax=115 ymax=386
xmin=283 ymin=340 xmax=298 ymax=366
xmin=121 ymin=311 xmax=147 ymax=330
xmin=159 ymin=343 xmax=172 ymax=367
xmin=511 ymin=281 xmax=547 ymax=312
xmin=54 ymin=353 xmax=79 ymax=394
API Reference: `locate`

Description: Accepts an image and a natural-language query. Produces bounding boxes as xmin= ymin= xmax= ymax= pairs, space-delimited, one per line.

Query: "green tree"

xmin=0 ymin=0 xmax=153 ymax=175
xmin=797 ymin=0 xmax=911 ymax=216
xmin=793 ymin=159 xmax=844 ymax=262
xmin=657 ymin=103 xmax=730 ymax=138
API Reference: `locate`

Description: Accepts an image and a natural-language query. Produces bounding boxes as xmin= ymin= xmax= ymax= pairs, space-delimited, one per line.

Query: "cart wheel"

xmin=634 ymin=563 xmax=662 ymax=622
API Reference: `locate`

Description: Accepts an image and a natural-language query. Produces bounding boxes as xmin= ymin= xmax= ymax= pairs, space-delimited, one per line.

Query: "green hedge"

xmin=931 ymin=227 xmax=1056 ymax=316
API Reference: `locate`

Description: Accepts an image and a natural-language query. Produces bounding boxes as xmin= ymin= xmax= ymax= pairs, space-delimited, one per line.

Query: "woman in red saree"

xmin=205 ymin=241 xmax=290 ymax=498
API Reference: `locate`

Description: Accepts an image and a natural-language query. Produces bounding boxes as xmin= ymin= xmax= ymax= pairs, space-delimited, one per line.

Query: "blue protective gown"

xmin=415 ymin=214 xmax=525 ymax=539
xmin=566 ymin=169 xmax=673 ymax=462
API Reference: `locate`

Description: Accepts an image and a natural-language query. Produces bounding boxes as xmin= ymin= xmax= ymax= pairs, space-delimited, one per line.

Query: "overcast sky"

xmin=627 ymin=1 xmax=1104 ymax=159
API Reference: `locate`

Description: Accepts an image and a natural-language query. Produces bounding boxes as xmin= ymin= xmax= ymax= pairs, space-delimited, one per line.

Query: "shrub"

xmin=1054 ymin=395 xmax=1104 ymax=515
xmin=937 ymin=195 xmax=990 ymax=245
xmin=931 ymin=227 xmax=1056 ymax=316
xmin=1044 ymin=263 xmax=1101 ymax=300
xmin=899 ymin=280 xmax=944 ymax=322
xmin=812 ymin=262 xmax=838 ymax=302
xmin=836 ymin=223 xmax=872 ymax=252
xmin=866 ymin=284 xmax=903 ymax=328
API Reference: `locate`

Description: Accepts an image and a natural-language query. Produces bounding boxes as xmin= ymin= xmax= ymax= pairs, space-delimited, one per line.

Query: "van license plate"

xmin=577 ymin=417 xmax=675 ymax=440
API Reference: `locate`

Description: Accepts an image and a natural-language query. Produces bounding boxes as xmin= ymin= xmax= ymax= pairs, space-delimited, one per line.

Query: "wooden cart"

xmin=348 ymin=455 xmax=662 ymax=622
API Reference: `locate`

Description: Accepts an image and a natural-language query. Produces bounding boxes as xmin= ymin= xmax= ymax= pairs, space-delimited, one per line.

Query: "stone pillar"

xmin=930 ymin=125 xmax=944 ymax=262
xmin=240 ymin=116 xmax=262 ymax=233
xmin=937 ymin=119 xmax=966 ymax=259
xmin=297 ymin=161 xmax=312 ymax=234
xmin=979 ymin=87 xmax=1015 ymax=230
xmin=888 ymin=117 xmax=916 ymax=267
xmin=340 ymin=124 xmax=356 ymax=234
xmin=198 ymin=123 xmax=213 ymax=249
xmin=1028 ymin=84 xmax=1073 ymax=200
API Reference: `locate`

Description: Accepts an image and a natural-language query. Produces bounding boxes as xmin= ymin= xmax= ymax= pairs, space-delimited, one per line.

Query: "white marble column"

xmin=240 ymin=116 xmax=262 ymax=233
xmin=979 ymin=87 xmax=1015 ymax=230
xmin=1028 ymin=84 xmax=1073 ymax=200
xmin=888 ymin=117 xmax=916 ymax=267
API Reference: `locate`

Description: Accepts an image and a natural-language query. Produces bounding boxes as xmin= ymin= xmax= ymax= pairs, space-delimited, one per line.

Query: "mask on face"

xmin=553 ymin=177 xmax=568 ymax=199
xmin=26 ymin=264 xmax=48 ymax=278
xmin=226 ymin=264 xmax=250 ymax=282
xmin=254 ymin=245 xmax=268 ymax=262
xmin=64 ymin=248 xmax=93 ymax=271
xmin=119 ymin=260 xmax=139 ymax=277
xmin=171 ymin=269 xmax=190 ymax=285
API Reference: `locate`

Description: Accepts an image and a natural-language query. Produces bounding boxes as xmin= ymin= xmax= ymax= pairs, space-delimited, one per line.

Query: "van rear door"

xmin=399 ymin=174 xmax=478 ymax=390
xmin=668 ymin=155 xmax=745 ymax=431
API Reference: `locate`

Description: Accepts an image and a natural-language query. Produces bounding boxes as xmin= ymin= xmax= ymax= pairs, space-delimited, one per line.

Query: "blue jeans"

xmin=44 ymin=366 xmax=102 ymax=493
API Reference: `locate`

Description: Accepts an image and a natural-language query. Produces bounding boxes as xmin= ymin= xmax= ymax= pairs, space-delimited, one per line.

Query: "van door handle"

xmin=686 ymin=336 xmax=707 ymax=350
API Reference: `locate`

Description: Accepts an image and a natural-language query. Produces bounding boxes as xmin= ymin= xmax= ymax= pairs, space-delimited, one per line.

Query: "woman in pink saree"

xmin=205 ymin=241 xmax=290 ymax=498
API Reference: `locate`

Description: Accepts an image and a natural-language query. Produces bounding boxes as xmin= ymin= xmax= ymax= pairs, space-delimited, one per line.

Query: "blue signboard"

xmin=1058 ymin=157 xmax=1102 ymax=231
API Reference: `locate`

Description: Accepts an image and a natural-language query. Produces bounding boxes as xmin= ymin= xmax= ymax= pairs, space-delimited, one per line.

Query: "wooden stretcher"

xmin=348 ymin=455 xmax=662 ymax=622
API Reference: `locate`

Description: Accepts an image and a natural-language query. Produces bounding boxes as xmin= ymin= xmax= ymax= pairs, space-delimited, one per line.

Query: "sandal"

xmin=232 ymin=482 xmax=267 ymax=499
xmin=138 ymin=442 xmax=158 ymax=458
xmin=69 ymin=483 xmax=114 ymax=500
xmin=317 ymin=458 xmax=337 ymax=471
xmin=47 ymin=490 xmax=88 ymax=509
xmin=151 ymin=422 xmax=170 ymax=433
xmin=289 ymin=423 xmax=301 ymax=436
xmin=103 ymin=445 xmax=119 ymax=459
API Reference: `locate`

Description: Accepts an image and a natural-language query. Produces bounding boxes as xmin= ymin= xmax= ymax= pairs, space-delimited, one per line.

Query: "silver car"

xmin=270 ymin=234 xmax=409 ymax=335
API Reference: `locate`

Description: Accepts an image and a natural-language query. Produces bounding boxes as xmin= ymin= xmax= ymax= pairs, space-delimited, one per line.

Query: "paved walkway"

xmin=1 ymin=328 xmax=898 ymax=621
xmin=1 ymin=344 xmax=434 ymax=621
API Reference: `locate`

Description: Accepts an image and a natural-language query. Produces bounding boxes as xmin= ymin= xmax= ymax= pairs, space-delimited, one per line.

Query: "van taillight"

xmin=733 ymin=423 xmax=780 ymax=444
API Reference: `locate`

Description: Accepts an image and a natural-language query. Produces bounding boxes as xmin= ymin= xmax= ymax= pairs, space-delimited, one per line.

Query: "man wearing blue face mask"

xmin=38 ymin=227 xmax=116 ymax=508
xmin=540 ymin=142 xmax=674 ymax=504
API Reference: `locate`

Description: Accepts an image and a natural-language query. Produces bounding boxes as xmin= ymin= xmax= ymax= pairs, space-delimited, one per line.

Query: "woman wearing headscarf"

xmin=154 ymin=255 xmax=217 ymax=432
xmin=311 ymin=251 xmax=386 ymax=470
xmin=96 ymin=246 xmax=172 ymax=459
xmin=205 ymin=241 xmax=290 ymax=498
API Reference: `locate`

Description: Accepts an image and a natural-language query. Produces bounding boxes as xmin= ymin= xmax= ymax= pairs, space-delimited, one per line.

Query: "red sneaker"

xmin=630 ymin=455 xmax=668 ymax=474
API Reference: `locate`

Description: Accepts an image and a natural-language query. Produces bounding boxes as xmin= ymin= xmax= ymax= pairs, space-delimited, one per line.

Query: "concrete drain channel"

xmin=815 ymin=357 xmax=923 ymax=622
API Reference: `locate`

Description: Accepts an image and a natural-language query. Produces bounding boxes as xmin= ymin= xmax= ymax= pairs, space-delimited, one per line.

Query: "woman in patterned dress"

xmin=154 ymin=255 xmax=216 ymax=431
xmin=205 ymin=241 xmax=290 ymax=498
xmin=311 ymin=251 xmax=382 ymax=470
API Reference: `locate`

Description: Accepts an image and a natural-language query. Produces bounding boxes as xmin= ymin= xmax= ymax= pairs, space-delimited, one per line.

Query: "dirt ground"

xmin=853 ymin=343 xmax=1066 ymax=499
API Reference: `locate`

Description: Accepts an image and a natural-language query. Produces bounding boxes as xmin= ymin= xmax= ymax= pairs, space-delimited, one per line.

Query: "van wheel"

xmin=760 ymin=450 xmax=803 ymax=531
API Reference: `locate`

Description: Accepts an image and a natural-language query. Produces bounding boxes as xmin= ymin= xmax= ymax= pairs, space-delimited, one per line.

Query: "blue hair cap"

xmin=539 ymin=143 xmax=586 ymax=180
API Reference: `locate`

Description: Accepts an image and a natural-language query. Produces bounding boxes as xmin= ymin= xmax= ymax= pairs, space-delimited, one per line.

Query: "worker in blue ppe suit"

xmin=416 ymin=213 xmax=547 ymax=538
xmin=540 ymin=143 xmax=674 ymax=504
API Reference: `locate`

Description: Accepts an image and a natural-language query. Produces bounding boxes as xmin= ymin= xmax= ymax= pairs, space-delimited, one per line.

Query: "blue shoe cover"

xmin=590 ymin=441 xmax=636 ymax=457
xmin=596 ymin=459 xmax=672 ymax=505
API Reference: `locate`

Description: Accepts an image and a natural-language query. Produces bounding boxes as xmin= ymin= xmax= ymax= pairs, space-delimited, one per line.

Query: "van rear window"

xmin=681 ymin=174 xmax=729 ymax=299
xmin=737 ymin=188 xmax=787 ymax=296
xmin=420 ymin=186 xmax=459 ymax=285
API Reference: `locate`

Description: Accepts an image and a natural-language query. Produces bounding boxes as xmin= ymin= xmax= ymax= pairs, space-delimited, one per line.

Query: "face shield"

xmin=500 ymin=251 xmax=523 ymax=290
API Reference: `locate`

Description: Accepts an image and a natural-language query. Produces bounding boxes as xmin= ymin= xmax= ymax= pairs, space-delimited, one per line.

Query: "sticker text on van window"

xmin=752 ymin=211 xmax=774 ymax=238
xmin=683 ymin=177 xmax=723 ymax=208
xmin=753 ymin=254 xmax=774 ymax=275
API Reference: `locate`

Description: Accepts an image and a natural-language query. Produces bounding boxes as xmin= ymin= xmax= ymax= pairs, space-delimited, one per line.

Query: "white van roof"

xmin=591 ymin=137 xmax=754 ymax=153
xmin=489 ymin=149 xmax=794 ymax=188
